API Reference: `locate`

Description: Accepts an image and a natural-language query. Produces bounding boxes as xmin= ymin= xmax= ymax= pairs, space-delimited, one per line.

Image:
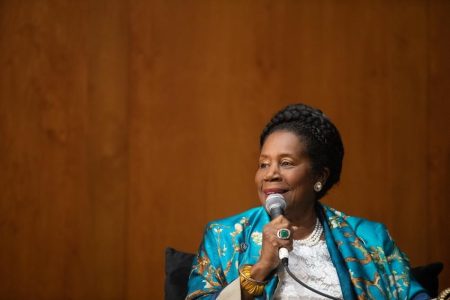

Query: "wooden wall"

xmin=0 ymin=1 xmax=449 ymax=299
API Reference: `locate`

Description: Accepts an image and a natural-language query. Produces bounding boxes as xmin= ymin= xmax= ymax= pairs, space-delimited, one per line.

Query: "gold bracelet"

xmin=239 ymin=264 xmax=268 ymax=297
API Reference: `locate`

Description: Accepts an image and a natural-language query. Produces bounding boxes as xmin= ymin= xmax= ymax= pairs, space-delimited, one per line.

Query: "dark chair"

xmin=165 ymin=247 xmax=196 ymax=300
xmin=165 ymin=247 xmax=443 ymax=300
xmin=411 ymin=262 xmax=443 ymax=298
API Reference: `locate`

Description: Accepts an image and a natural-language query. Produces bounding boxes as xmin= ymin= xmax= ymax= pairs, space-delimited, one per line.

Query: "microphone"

xmin=265 ymin=193 xmax=286 ymax=218
xmin=265 ymin=194 xmax=289 ymax=264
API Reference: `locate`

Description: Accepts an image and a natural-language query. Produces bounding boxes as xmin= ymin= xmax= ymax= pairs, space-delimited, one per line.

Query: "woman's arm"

xmin=186 ymin=225 xmax=227 ymax=299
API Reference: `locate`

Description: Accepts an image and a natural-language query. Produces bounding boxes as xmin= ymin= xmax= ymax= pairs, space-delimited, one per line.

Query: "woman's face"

xmin=255 ymin=130 xmax=317 ymax=214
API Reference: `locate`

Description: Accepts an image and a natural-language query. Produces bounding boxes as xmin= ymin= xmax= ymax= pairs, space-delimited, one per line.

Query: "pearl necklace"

xmin=295 ymin=218 xmax=323 ymax=247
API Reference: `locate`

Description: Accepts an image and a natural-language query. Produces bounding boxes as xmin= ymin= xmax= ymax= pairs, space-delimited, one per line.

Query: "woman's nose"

xmin=264 ymin=165 xmax=281 ymax=181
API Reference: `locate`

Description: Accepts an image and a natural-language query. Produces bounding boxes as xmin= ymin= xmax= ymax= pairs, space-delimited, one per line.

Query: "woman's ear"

xmin=317 ymin=167 xmax=330 ymax=185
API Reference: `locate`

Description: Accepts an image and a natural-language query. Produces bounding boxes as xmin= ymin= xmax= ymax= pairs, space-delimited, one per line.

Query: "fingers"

xmin=271 ymin=215 xmax=291 ymax=228
xmin=257 ymin=217 xmax=295 ymax=272
xmin=262 ymin=216 xmax=294 ymax=251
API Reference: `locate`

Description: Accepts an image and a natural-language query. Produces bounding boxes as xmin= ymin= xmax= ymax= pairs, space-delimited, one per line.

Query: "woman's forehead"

xmin=260 ymin=130 xmax=307 ymax=156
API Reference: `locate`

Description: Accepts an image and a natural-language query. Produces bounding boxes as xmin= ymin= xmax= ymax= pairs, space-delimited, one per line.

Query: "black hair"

xmin=259 ymin=103 xmax=344 ymax=200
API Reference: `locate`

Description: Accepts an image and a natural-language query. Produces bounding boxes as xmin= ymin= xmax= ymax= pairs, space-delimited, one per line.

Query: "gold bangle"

xmin=239 ymin=264 xmax=267 ymax=297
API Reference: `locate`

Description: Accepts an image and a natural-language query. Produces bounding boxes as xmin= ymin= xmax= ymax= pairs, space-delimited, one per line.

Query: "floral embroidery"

xmin=251 ymin=232 xmax=263 ymax=245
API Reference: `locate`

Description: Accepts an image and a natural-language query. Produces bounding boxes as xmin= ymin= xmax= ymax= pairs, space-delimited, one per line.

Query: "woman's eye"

xmin=259 ymin=162 xmax=269 ymax=169
xmin=280 ymin=161 xmax=293 ymax=167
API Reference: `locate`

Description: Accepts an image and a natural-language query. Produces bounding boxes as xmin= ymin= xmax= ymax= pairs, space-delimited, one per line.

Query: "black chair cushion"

xmin=164 ymin=247 xmax=443 ymax=299
xmin=411 ymin=262 xmax=443 ymax=298
xmin=165 ymin=247 xmax=196 ymax=300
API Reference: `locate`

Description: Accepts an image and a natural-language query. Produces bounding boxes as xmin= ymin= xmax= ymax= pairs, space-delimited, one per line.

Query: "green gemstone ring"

xmin=276 ymin=228 xmax=291 ymax=240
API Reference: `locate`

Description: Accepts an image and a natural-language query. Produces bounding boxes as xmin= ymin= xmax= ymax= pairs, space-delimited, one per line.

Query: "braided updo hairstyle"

xmin=260 ymin=103 xmax=344 ymax=200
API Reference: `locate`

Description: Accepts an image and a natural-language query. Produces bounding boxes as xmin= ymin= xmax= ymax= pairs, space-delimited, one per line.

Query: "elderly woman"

xmin=186 ymin=104 xmax=428 ymax=299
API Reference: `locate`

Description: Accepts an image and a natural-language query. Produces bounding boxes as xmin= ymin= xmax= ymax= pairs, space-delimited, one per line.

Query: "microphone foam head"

xmin=265 ymin=193 xmax=286 ymax=213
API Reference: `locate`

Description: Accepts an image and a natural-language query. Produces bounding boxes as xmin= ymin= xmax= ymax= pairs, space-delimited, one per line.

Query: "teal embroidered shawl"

xmin=186 ymin=204 xmax=426 ymax=299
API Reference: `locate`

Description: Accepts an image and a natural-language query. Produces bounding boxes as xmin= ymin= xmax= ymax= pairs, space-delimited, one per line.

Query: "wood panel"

xmin=0 ymin=2 xmax=90 ymax=298
xmin=0 ymin=0 xmax=129 ymax=299
xmin=428 ymin=0 xmax=450 ymax=289
xmin=0 ymin=1 xmax=448 ymax=299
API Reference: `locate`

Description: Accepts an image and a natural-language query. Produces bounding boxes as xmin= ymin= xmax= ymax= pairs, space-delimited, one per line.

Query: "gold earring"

xmin=314 ymin=182 xmax=322 ymax=192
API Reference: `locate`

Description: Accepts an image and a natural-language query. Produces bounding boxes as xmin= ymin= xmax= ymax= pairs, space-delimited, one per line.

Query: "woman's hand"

xmin=250 ymin=216 xmax=295 ymax=281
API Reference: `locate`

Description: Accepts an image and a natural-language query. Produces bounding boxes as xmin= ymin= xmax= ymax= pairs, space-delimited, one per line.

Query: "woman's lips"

xmin=263 ymin=188 xmax=288 ymax=195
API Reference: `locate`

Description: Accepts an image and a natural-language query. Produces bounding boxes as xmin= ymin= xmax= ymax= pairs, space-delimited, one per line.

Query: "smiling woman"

xmin=186 ymin=104 xmax=430 ymax=300
xmin=255 ymin=131 xmax=324 ymax=231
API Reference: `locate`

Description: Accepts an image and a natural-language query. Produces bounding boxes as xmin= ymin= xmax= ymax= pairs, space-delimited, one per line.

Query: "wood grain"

xmin=0 ymin=1 xmax=448 ymax=298
xmin=428 ymin=0 xmax=450 ymax=290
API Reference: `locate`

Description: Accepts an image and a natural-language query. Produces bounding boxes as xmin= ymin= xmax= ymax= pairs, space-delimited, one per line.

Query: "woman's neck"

xmin=285 ymin=202 xmax=318 ymax=240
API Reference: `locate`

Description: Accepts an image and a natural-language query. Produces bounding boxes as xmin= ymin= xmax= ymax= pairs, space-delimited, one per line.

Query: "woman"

xmin=186 ymin=104 xmax=429 ymax=299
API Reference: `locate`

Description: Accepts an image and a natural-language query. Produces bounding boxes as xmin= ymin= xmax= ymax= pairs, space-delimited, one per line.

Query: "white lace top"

xmin=273 ymin=239 xmax=343 ymax=299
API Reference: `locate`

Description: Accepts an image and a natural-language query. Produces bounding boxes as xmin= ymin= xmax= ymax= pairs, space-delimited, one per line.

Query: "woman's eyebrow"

xmin=259 ymin=153 xmax=295 ymax=158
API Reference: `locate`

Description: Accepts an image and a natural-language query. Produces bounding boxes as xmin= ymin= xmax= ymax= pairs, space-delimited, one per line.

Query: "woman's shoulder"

xmin=322 ymin=203 xmax=391 ymax=242
xmin=346 ymin=214 xmax=387 ymax=234
xmin=205 ymin=206 xmax=269 ymax=230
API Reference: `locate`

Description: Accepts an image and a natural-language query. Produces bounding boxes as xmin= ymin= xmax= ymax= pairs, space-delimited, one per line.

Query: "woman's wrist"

xmin=239 ymin=264 xmax=268 ymax=297
xmin=250 ymin=261 xmax=274 ymax=282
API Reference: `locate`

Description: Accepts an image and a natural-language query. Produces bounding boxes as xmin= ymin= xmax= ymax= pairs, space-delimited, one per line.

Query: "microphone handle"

xmin=279 ymin=247 xmax=289 ymax=261
xmin=270 ymin=207 xmax=288 ymax=261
